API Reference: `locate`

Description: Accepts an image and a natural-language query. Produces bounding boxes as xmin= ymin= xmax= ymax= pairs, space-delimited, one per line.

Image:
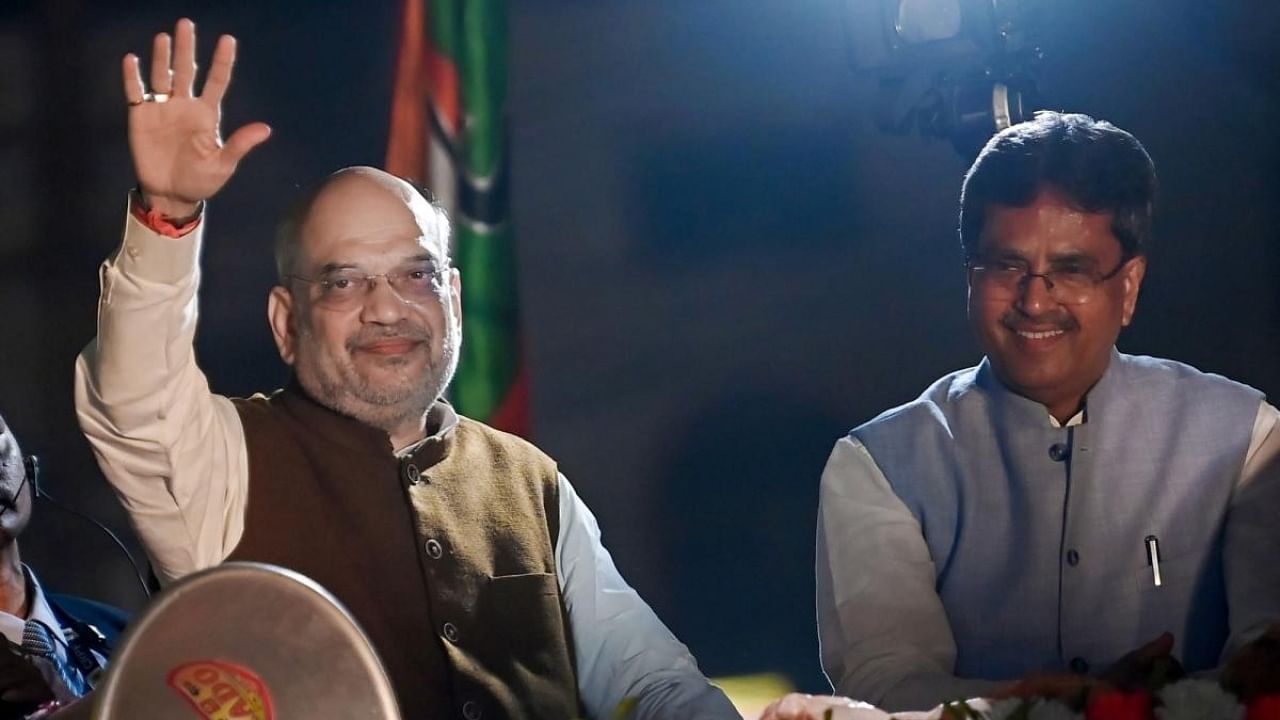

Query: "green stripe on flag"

xmin=455 ymin=222 xmax=520 ymax=421
xmin=430 ymin=0 xmax=460 ymax=65
xmin=448 ymin=0 xmax=524 ymax=430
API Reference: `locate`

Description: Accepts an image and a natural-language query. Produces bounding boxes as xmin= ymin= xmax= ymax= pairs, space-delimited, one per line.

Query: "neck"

xmin=290 ymin=377 xmax=433 ymax=451
xmin=0 ymin=543 xmax=28 ymax=617
xmin=339 ymin=399 xmax=430 ymax=451
xmin=327 ymin=398 xmax=429 ymax=451
xmin=1047 ymin=397 xmax=1085 ymax=426
xmin=387 ymin=413 xmax=430 ymax=453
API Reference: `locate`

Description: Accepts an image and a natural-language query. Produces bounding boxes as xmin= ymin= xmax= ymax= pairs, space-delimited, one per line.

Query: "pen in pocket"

xmin=1145 ymin=535 xmax=1162 ymax=587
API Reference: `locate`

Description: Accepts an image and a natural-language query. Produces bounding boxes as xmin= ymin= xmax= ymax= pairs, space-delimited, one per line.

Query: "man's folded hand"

xmin=1223 ymin=624 xmax=1280 ymax=703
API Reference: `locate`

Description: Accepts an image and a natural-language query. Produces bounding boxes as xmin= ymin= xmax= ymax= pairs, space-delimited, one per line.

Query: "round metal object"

xmin=66 ymin=562 xmax=400 ymax=719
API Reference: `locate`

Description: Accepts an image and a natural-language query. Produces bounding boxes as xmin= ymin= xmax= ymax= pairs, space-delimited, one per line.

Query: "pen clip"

xmin=1145 ymin=535 xmax=1162 ymax=587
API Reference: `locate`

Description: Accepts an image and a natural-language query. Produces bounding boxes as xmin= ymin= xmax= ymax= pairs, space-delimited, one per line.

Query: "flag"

xmin=386 ymin=0 xmax=529 ymax=436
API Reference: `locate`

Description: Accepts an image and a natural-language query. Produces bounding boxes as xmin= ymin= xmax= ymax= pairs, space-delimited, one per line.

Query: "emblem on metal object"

xmin=166 ymin=660 xmax=275 ymax=720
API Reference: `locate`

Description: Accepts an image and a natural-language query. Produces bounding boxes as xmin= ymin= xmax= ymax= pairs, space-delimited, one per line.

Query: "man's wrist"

xmin=134 ymin=188 xmax=201 ymax=224
xmin=129 ymin=188 xmax=203 ymax=239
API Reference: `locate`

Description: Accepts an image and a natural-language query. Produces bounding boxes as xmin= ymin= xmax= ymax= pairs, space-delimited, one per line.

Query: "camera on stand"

xmin=844 ymin=0 xmax=1045 ymax=157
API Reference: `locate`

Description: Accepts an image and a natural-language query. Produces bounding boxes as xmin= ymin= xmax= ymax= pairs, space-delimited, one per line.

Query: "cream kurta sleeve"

xmin=816 ymin=437 xmax=1002 ymax=712
xmin=74 ymin=199 xmax=249 ymax=583
xmin=1224 ymin=401 xmax=1280 ymax=657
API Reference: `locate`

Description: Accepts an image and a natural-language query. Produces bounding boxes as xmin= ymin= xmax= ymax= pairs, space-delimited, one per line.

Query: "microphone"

xmin=22 ymin=454 xmax=153 ymax=599
xmin=0 ymin=457 xmax=32 ymax=514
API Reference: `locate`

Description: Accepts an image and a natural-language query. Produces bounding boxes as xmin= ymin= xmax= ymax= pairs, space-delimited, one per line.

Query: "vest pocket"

xmin=482 ymin=572 xmax=564 ymax=656
xmin=1125 ymin=549 xmax=1227 ymax=670
xmin=475 ymin=572 xmax=579 ymax=717
xmin=1129 ymin=550 xmax=1206 ymax=596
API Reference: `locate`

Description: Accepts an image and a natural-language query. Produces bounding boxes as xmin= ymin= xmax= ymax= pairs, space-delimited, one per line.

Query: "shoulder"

xmin=852 ymin=364 xmax=983 ymax=437
xmin=454 ymin=415 xmax=559 ymax=476
xmin=451 ymin=415 xmax=563 ymax=536
xmin=1115 ymin=353 xmax=1264 ymax=402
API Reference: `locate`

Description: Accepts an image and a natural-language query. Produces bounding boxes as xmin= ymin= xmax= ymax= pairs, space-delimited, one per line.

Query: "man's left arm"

xmin=1222 ymin=401 xmax=1280 ymax=659
xmin=555 ymin=474 xmax=741 ymax=720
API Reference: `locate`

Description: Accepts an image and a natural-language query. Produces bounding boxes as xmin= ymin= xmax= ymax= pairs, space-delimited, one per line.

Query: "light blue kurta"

xmin=851 ymin=351 xmax=1268 ymax=677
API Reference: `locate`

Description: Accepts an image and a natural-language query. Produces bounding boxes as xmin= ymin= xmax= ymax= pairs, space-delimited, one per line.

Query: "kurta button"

xmin=425 ymin=539 xmax=443 ymax=559
xmin=442 ymin=622 xmax=459 ymax=643
xmin=1070 ymin=657 xmax=1089 ymax=673
xmin=1049 ymin=443 xmax=1069 ymax=462
xmin=462 ymin=700 xmax=482 ymax=720
xmin=404 ymin=463 xmax=421 ymax=485
xmin=1066 ymin=549 xmax=1080 ymax=566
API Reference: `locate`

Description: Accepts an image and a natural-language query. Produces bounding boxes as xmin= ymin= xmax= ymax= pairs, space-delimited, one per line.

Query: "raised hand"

xmin=123 ymin=18 xmax=271 ymax=217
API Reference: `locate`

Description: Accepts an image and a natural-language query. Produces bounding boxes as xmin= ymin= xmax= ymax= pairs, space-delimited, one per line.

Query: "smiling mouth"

xmin=1015 ymin=329 xmax=1066 ymax=340
xmin=356 ymin=339 xmax=422 ymax=356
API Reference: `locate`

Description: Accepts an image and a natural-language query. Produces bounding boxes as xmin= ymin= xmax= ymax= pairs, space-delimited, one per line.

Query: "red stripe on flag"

xmin=488 ymin=363 xmax=531 ymax=437
xmin=428 ymin=51 xmax=462 ymax=137
xmin=386 ymin=0 xmax=462 ymax=183
xmin=386 ymin=0 xmax=428 ymax=183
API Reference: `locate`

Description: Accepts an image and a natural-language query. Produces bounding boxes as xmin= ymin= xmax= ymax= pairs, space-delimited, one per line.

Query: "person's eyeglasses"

xmin=284 ymin=264 xmax=448 ymax=311
xmin=966 ymin=255 xmax=1131 ymax=305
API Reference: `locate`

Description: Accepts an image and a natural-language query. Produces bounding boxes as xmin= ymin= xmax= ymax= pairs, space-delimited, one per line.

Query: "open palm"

xmin=124 ymin=19 xmax=270 ymax=212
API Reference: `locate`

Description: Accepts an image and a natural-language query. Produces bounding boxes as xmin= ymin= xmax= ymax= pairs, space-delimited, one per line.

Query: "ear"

xmin=448 ymin=268 xmax=463 ymax=328
xmin=1120 ymin=256 xmax=1147 ymax=327
xmin=268 ymin=285 xmax=298 ymax=365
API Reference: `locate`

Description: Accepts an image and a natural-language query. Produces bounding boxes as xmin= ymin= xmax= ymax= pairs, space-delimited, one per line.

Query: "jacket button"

xmin=425 ymin=539 xmax=444 ymax=560
xmin=462 ymin=700 xmax=482 ymax=720
xmin=442 ymin=622 xmax=459 ymax=644
xmin=1070 ymin=657 xmax=1089 ymax=673
xmin=1049 ymin=443 xmax=1069 ymax=462
xmin=1066 ymin=549 xmax=1080 ymax=566
xmin=403 ymin=463 xmax=422 ymax=485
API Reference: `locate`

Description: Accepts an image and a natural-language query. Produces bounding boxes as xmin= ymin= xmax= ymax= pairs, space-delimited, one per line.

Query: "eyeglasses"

xmin=967 ymin=255 xmax=1131 ymax=305
xmin=284 ymin=264 xmax=448 ymax=311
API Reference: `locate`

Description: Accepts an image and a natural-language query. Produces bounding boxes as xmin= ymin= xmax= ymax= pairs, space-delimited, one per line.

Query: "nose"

xmin=359 ymin=276 xmax=411 ymax=324
xmin=1015 ymin=272 xmax=1057 ymax=315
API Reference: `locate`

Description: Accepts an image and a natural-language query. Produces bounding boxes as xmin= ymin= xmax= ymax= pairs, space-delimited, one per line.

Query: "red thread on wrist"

xmin=131 ymin=202 xmax=202 ymax=238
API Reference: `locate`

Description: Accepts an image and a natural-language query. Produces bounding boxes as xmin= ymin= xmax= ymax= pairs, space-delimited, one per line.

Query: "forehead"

xmin=0 ymin=423 xmax=19 ymax=467
xmin=297 ymin=177 xmax=448 ymax=269
xmin=979 ymin=190 xmax=1121 ymax=259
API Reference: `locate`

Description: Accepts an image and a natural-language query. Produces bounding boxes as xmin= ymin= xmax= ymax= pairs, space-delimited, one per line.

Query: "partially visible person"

xmin=76 ymin=19 xmax=737 ymax=720
xmin=0 ymin=413 xmax=127 ymax=719
xmin=809 ymin=112 xmax=1280 ymax=712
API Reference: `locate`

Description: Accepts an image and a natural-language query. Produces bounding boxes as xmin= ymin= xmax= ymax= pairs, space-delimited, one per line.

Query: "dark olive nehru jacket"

xmin=228 ymin=383 xmax=581 ymax=720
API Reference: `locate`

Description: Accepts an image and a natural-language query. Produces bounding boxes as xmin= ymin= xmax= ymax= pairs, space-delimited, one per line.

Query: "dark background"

xmin=1 ymin=0 xmax=1277 ymax=694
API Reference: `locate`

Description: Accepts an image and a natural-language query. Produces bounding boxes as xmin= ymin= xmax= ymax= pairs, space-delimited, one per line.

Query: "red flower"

xmin=1248 ymin=695 xmax=1280 ymax=720
xmin=1086 ymin=690 xmax=1153 ymax=720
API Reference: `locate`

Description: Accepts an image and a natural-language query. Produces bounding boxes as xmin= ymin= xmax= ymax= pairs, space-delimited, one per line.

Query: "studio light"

xmin=844 ymin=0 xmax=1044 ymax=157
xmin=895 ymin=0 xmax=963 ymax=45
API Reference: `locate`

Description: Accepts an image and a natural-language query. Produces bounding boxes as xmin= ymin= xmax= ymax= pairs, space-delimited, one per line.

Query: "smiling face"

xmin=0 ymin=415 xmax=32 ymax=546
xmin=268 ymin=169 xmax=461 ymax=443
xmin=967 ymin=187 xmax=1146 ymax=422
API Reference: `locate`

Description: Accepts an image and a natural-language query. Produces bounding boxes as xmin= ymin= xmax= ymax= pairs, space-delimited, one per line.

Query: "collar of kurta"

xmin=969 ymin=347 xmax=1123 ymax=429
